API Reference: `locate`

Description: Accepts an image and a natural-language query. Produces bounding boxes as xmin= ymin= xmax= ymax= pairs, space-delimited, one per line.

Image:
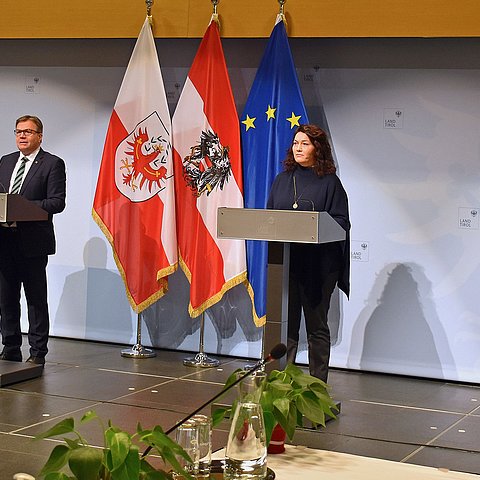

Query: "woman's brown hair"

xmin=284 ymin=124 xmax=336 ymax=177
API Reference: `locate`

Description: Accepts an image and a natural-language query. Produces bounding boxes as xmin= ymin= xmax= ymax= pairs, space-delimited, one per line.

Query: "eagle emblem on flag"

xmin=182 ymin=129 xmax=231 ymax=197
xmin=115 ymin=112 xmax=172 ymax=202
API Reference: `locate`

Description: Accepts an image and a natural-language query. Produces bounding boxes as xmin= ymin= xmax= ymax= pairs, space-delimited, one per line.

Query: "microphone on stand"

xmin=141 ymin=343 xmax=287 ymax=458
xmin=251 ymin=343 xmax=287 ymax=370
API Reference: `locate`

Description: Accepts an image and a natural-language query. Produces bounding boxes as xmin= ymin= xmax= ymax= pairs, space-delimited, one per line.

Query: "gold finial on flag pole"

xmin=278 ymin=0 xmax=287 ymax=25
xmin=211 ymin=0 xmax=220 ymax=25
xmin=146 ymin=0 xmax=154 ymax=25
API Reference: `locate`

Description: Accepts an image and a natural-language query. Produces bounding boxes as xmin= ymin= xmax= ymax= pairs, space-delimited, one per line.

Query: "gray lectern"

xmin=217 ymin=207 xmax=346 ymax=367
xmin=0 ymin=193 xmax=47 ymax=387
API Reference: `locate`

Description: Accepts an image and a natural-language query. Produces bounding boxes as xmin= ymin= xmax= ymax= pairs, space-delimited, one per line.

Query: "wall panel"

xmin=1 ymin=0 xmax=480 ymax=38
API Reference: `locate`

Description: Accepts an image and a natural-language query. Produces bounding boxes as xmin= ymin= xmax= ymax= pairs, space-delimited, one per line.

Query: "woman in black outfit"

xmin=267 ymin=124 xmax=350 ymax=383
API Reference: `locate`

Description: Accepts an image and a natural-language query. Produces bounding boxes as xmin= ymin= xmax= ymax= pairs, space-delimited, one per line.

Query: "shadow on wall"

xmin=208 ymin=283 xmax=263 ymax=353
xmin=349 ymin=263 xmax=456 ymax=380
xmin=54 ymin=237 xmax=133 ymax=343
xmin=142 ymin=269 xmax=199 ymax=350
xmin=142 ymin=269 xmax=262 ymax=355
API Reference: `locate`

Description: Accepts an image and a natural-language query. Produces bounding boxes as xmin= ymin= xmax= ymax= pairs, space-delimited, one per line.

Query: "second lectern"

xmin=217 ymin=207 xmax=346 ymax=363
xmin=0 ymin=193 xmax=48 ymax=223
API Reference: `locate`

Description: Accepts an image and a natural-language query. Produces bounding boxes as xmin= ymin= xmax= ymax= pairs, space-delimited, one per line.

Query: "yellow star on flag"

xmin=242 ymin=115 xmax=256 ymax=131
xmin=265 ymin=105 xmax=276 ymax=121
xmin=287 ymin=112 xmax=302 ymax=129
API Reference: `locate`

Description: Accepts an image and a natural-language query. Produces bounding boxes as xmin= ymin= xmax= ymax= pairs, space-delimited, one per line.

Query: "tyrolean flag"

xmin=93 ymin=17 xmax=177 ymax=313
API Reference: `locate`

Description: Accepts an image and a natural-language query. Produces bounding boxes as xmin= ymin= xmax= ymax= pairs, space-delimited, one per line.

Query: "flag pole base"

xmin=121 ymin=313 xmax=156 ymax=358
xmin=183 ymin=352 xmax=219 ymax=368
xmin=121 ymin=344 xmax=156 ymax=358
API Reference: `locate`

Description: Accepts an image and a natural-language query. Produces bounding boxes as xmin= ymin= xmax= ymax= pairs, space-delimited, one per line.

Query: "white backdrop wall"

xmin=1 ymin=42 xmax=479 ymax=382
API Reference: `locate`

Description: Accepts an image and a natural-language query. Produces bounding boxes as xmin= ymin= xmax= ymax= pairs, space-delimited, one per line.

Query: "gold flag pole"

xmin=146 ymin=0 xmax=154 ymax=28
xmin=184 ymin=0 xmax=221 ymax=369
xmin=278 ymin=0 xmax=287 ymax=25
xmin=211 ymin=0 xmax=220 ymax=25
xmin=146 ymin=0 xmax=153 ymax=17
xmin=121 ymin=0 xmax=157 ymax=360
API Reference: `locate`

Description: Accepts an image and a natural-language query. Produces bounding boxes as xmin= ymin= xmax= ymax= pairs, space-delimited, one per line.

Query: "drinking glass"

xmin=175 ymin=414 xmax=212 ymax=479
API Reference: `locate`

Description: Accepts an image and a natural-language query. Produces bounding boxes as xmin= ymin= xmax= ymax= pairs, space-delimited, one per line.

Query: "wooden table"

xmin=213 ymin=445 xmax=479 ymax=479
xmin=265 ymin=445 xmax=479 ymax=479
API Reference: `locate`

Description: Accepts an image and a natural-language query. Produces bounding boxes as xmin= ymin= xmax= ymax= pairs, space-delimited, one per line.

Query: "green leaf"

xmin=68 ymin=446 xmax=103 ymax=480
xmin=80 ymin=411 xmax=99 ymax=424
xmin=309 ymin=381 xmax=331 ymax=398
xmin=143 ymin=428 xmax=175 ymax=450
xmin=211 ymin=406 xmax=230 ymax=427
xmin=285 ymin=363 xmax=330 ymax=389
xmin=64 ymin=437 xmax=81 ymax=450
xmin=223 ymin=369 xmax=243 ymax=390
xmin=272 ymin=396 xmax=290 ymax=420
xmin=308 ymin=385 xmax=338 ymax=417
xmin=39 ymin=444 xmax=70 ymax=476
xmin=141 ymin=427 xmax=192 ymax=474
xmin=110 ymin=446 xmax=140 ymax=480
xmin=267 ymin=369 xmax=287 ymax=382
xmin=35 ymin=418 xmax=75 ymax=440
xmin=269 ymin=403 xmax=296 ymax=441
xmin=159 ymin=446 xmax=194 ymax=480
xmin=261 ymin=390 xmax=274 ymax=413
xmin=296 ymin=391 xmax=327 ymax=426
xmin=267 ymin=379 xmax=293 ymax=394
xmin=263 ymin=410 xmax=276 ymax=445
xmin=137 ymin=423 xmax=149 ymax=436
xmin=140 ymin=457 xmax=156 ymax=473
xmin=107 ymin=431 xmax=131 ymax=470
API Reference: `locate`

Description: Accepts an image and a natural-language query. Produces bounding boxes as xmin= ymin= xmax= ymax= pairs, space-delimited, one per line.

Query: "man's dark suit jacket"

xmin=0 ymin=148 xmax=66 ymax=257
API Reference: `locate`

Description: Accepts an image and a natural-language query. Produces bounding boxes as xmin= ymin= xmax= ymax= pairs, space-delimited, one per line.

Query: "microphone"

xmin=255 ymin=342 xmax=287 ymax=369
xmin=141 ymin=343 xmax=287 ymax=458
xmin=297 ymin=198 xmax=316 ymax=211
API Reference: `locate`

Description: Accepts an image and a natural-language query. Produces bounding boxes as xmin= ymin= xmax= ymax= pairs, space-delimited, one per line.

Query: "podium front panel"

xmin=217 ymin=207 xmax=345 ymax=244
xmin=0 ymin=193 xmax=48 ymax=222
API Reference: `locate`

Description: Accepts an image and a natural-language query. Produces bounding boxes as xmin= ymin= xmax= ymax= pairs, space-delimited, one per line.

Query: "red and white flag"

xmin=93 ymin=17 xmax=177 ymax=313
xmin=172 ymin=19 xmax=247 ymax=317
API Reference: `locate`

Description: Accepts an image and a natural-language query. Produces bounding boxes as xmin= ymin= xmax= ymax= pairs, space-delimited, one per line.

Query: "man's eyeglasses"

xmin=14 ymin=129 xmax=41 ymax=136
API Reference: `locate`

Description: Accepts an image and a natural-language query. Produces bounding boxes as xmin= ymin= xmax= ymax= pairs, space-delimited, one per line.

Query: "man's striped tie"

xmin=10 ymin=157 xmax=27 ymax=194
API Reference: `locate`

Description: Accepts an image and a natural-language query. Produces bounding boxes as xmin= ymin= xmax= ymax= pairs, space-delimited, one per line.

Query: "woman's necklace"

xmin=293 ymin=175 xmax=299 ymax=209
xmin=292 ymin=173 xmax=316 ymax=211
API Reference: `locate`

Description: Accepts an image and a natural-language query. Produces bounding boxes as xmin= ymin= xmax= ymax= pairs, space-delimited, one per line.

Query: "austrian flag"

xmin=93 ymin=17 xmax=177 ymax=313
xmin=173 ymin=19 xmax=247 ymax=317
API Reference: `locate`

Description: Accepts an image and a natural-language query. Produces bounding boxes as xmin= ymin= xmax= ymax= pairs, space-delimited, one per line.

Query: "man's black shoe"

xmin=0 ymin=349 xmax=22 ymax=362
xmin=26 ymin=356 xmax=45 ymax=366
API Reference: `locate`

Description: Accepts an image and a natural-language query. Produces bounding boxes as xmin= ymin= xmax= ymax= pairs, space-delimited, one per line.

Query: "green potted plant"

xmin=34 ymin=410 xmax=194 ymax=480
xmin=212 ymin=363 xmax=339 ymax=449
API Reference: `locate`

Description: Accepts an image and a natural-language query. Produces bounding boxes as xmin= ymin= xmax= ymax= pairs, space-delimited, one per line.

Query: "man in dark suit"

xmin=0 ymin=115 xmax=66 ymax=366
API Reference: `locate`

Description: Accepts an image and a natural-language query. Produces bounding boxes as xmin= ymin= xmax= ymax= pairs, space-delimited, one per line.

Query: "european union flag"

xmin=241 ymin=18 xmax=309 ymax=326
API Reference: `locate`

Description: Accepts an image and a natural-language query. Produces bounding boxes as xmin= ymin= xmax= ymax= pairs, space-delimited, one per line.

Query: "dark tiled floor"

xmin=0 ymin=337 xmax=479 ymax=479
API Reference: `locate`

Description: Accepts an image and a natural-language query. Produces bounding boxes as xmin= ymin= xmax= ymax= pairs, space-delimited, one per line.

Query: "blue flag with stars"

xmin=241 ymin=17 xmax=309 ymax=326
